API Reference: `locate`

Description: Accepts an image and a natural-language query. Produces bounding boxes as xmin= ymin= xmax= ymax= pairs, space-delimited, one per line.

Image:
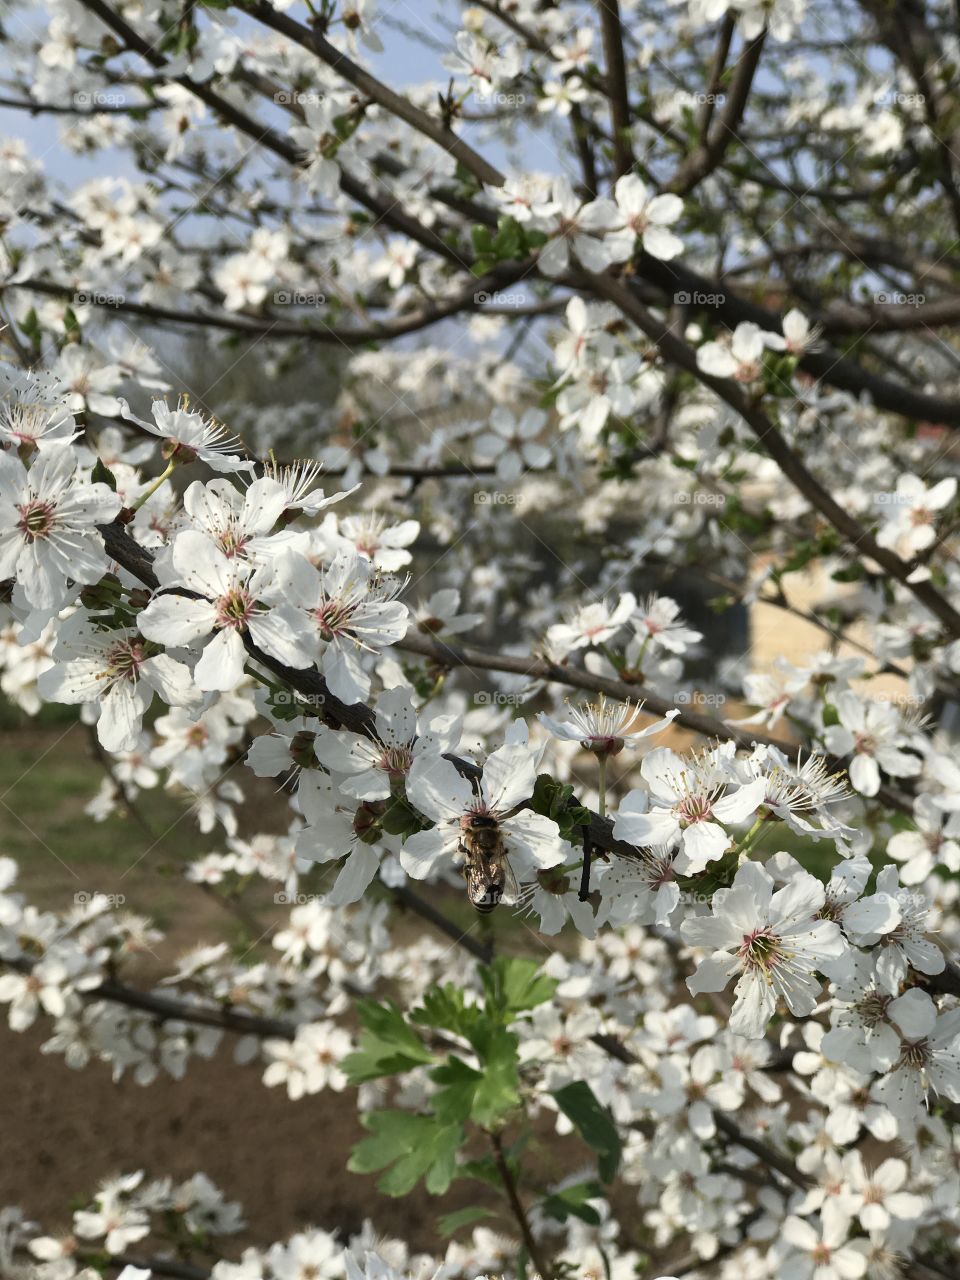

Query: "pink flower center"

xmin=17 ymin=498 xmax=56 ymax=540
xmin=314 ymin=599 xmax=354 ymax=640
xmin=216 ymin=589 xmax=255 ymax=631
xmin=378 ymin=746 xmax=412 ymax=777
xmin=219 ymin=529 xmax=248 ymax=558
xmin=106 ymin=638 xmax=146 ymax=682
xmin=677 ymin=793 xmax=713 ymax=825
xmin=738 ymin=926 xmax=781 ymax=971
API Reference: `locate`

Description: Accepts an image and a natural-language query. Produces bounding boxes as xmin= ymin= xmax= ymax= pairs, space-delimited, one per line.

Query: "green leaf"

xmin=542 ymin=1180 xmax=605 ymax=1225
xmin=20 ymin=308 xmax=42 ymax=347
xmin=458 ymin=1156 xmax=503 ymax=1188
xmin=678 ymin=846 xmax=739 ymax=898
xmin=822 ymin=702 xmax=841 ymax=728
xmin=471 ymin=225 xmax=494 ymax=254
xmin=342 ymin=998 xmax=434 ymax=1083
xmin=91 ymin=458 xmax=118 ymax=492
xmin=552 ymin=1082 xmax=621 ymax=1183
xmin=481 ymin=955 xmax=558 ymax=1020
xmin=380 ymin=795 xmax=426 ymax=837
xmin=437 ymin=1206 xmax=496 ymax=1237
xmin=831 ymin=562 xmax=864 ymax=583
xmin=469 ymin=1027 xmax=520 ymax=1126
xmin=430 ymin=1055 xmax=484 ymax=1124
xmin=62 ymin=305 xmax=81 ymax=338
xmin=348 ymin=1111 xmax=462 ymax=1195
xmin=529 ymin=774 xmax=591 ymax=842
xmin=412 ymin=981 xmax=483 ymax=1039
xmin=492 ymin=216 xmax=524 ymax=260
xmin=430 ymin=1035 xmax=520 ymax=1129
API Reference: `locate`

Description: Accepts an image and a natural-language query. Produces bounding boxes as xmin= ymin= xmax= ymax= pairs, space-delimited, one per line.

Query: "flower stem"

xmin=736 ymin=814 xmax=766 ymax=858
xmin=600 ymin=640 xmax=624 ymax=672
xmin=130 ymin=459 xmax=176 ymax=512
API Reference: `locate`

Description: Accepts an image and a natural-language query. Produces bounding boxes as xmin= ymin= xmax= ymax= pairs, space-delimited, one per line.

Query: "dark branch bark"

xmin=597 ymin=0 xmax=635 ymax=177
xmin=666 ymin=30 xmax=767 ymax=195
xmin=588 ymin=270 xmax=960 ymax=639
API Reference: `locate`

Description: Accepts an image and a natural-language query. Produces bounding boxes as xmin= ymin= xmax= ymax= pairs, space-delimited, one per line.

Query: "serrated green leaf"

xmin=430 ymin=1055 xmax=483 ymax=1124
xmin=469 ymin=1026 xmax=520 ymax=1126
xmin=342 ymin=998 xmax=434 ymax=1083
xmin=412 ymin=981 xmax=480 ymax=1039
xmin=481 ymin=955 xmax=558 ymax=1019
xmin=348 ymin=1111 xmax=462 ymax=1196
xmin=91 ymin=458 xmax=118 ymax=492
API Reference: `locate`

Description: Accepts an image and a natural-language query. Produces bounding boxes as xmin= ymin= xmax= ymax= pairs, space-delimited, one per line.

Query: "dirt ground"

xmin=0 ymin=1017 xmax=486 ymax=1252
xmin=0 ymin=725 xmax=490 ymax=1254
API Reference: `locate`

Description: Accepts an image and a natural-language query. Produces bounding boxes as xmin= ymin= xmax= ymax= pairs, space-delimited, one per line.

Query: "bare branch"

xmin=666 ymin=29 xmax=767 ymax=195
xmin=597 ymin=0 xmax=635 ymax=177
xmin=245 ymin=2 xmax=506 ymax=188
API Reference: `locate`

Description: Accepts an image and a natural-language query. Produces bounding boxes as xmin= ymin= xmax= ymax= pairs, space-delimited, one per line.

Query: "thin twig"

xmin=489 ymin=1131 xmax=553 ymax=1280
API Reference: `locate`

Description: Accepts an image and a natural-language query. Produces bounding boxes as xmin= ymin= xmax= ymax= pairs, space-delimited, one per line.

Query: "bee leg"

xmin=456 ymin=839 xmax=469 ymax=877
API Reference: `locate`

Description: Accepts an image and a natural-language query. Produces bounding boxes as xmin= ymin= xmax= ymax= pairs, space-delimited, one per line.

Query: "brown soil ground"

xmin=0 ymin=1017 xmax=483 ymax=1252
xmin=0 ymin=724 xmax=491 ymax=1254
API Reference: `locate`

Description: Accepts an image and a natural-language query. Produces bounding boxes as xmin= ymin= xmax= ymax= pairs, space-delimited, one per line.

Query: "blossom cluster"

xmin=0 ymin=0 xmax=959 ymax=1274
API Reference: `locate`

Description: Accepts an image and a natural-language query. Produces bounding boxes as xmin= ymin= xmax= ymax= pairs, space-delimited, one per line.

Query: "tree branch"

xmin=597 ymin=0 xmax=635 ymax=177
xmin=588 ymin=270 xmax=960 ymax=640
xmin=489 ymin=1131 xmax=554 ymax=1280
xmin=666 ymin=30 xmax=767 ymax=195
xmin=245 ymin=2 xmax=505 ymax=188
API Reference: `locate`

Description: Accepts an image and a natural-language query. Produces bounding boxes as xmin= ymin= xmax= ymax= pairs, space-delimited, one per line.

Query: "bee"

xmin=458 ymin=812 xmax=520 ymax=913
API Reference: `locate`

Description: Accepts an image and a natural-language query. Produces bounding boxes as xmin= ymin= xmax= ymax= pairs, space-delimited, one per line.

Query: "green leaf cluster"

xmin=470 ymin=216 xmax=545 ymax=275
xmin=529 ymin=774 xmax=591 ymax=842
xmin=345 ymin=958 xmax=557 ymax=1196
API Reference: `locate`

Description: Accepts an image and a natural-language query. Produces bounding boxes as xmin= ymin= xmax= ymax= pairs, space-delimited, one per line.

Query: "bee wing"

xmin=499 ymin=856 xmax=521 ymax=906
